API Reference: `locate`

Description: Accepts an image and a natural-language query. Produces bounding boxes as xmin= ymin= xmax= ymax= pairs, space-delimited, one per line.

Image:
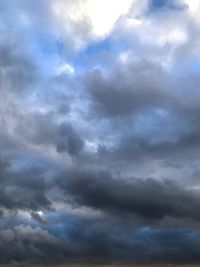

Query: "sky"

xmin=1 ymin=0 xmax=200 ymax=265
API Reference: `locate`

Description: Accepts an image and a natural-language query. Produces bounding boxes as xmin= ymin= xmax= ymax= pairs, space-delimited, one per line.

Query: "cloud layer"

xmin=1 ymin=0 xmax=200 ymax=265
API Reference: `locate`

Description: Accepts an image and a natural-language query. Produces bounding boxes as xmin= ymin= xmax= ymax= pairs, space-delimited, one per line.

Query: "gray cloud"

xmin=85 ymin=60 xmax=169 ymax=117
xmin=0 ymin=43 xmax=37 ymax=94
xmin=17 ymin=112 xmax=85 ymax=157
xmin=56 ymin=123 xmax=84 ymax=156
xmin=0 ymin=225 xmax=63 ymax=264
xmin=0 ymin=158 xmax=52 ymax=212
xmin=59 ymin=169 xmax=200 ymax=221
xmin=0 ymin=0 xmax=200 ymax=265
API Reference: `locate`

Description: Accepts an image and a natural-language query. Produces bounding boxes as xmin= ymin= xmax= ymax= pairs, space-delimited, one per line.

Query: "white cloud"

xmin=51 ymin=0 xmax=134 ymax=45
xmin=183 ymin=0 xmax=200 ymax=13
xmin=87 ymin=0 xmax=133 ymax=36
xmin=55 ymin=62 xmax=75 ymax=75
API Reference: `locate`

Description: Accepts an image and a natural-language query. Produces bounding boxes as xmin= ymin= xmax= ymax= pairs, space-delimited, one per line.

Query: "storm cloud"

xmin=63 ymin=170 xmax=200 ymax=221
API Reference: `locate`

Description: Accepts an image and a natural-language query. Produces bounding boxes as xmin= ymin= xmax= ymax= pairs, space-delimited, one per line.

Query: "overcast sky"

xmin=1 ymin=0 xmax=200 ymax=265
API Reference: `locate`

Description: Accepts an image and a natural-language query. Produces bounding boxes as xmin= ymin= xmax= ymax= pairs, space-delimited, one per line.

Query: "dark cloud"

xmin=2 ymin=214 xmax=200 ymax=264
xmin=106 ymin=128 xmax=200 ymax=163
xmin=1 ymin=156 xmax=200 ymax=264
xmin=56 ymin=123 xmax=84 ymax=156
xmin=60 ymin=170 xmax=200 ymax=221
xmin=31 ymin=212 xmax=49 ymax=225
xmin=12 ymin=111 xmax=85 ymax=157
xmin=0 ymin=44 xmax=37 ymax=94
xmin=83 ymin=53 xmax=200 ymax=168
xmin=0 ymin=158 xmax=52 ymax=212
xmin=0 ymin=0 xmax=200 ymax=265
xmin=85 ymin=60 xmax=169 ymax=117
xmin=0 ymin=225 xmax=65 ymax=264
